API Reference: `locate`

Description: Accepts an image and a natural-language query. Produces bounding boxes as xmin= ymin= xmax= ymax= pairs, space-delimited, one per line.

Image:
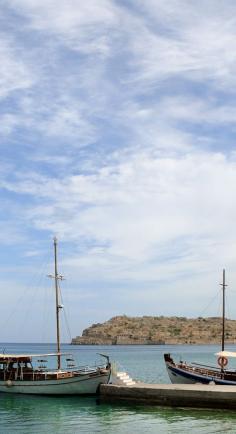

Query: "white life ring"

xmin=217 ymin=356 xmax=228 ymax=368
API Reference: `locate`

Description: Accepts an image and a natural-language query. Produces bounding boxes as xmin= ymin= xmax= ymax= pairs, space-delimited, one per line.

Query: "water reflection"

xmin=1 ymin=393 xmax=236 ymax=434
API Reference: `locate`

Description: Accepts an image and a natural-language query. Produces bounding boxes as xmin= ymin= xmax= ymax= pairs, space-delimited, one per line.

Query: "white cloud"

xmin=2 ymin=149 xmax=236 ymax=283
xmin=0 ymin=113 xmax=20 ymax=135
xmin=0 ymin=36 xmax=33 ymax=99
xmin=7 ymin=0 xmax=236 ymax=91
xmin=141 ymin=96 xmax=226 ymax=125
xmin=8 ymin=0 xmax=119 ymax=55
xmin=125 ymin=0 xmax=236 ymax=88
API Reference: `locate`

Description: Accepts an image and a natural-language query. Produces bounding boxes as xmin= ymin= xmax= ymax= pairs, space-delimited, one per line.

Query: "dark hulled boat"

xmin=164 ymin=270 xmax=236 ymax=385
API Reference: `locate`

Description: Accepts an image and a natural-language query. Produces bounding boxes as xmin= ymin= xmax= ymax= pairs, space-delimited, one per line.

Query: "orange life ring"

xmin=217 ymin=356 xmax=228 ymax=368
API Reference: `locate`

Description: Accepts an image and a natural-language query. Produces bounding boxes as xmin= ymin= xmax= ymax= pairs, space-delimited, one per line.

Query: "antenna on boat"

xmin=48 ymin=237 xmax=64 ymax=370
xmin=220 ymin=269 xmax=227 ymax=352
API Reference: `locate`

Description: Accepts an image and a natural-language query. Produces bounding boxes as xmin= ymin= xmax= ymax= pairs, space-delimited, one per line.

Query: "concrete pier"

xmin=100 ymin=383 xmax=236 ymax=409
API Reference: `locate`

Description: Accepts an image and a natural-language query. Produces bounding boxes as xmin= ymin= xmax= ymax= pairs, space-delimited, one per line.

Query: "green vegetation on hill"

xmin=71 ymin=315 xmax=235 ymax=345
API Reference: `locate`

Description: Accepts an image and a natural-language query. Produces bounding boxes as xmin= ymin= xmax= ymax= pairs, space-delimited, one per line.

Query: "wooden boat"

xmin=0 ymin=238 xmax=111 ymax=394
xmin=164 ymin=269 xmax=236 ymax=385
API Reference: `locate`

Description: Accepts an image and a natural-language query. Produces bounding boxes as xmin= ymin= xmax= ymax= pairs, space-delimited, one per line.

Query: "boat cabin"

xmin=0 ymin=353 xmax=77 ymax=381
xmin=0 ymin=354 xmax=34 ymax=381
xmin=0 ymin=352 xmax=108 ymax=383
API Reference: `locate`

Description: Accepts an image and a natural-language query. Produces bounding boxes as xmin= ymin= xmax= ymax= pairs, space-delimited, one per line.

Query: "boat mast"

xmin=220 ymin=269 xmax=227 ymax=352
xmin=53 ymin=237 xmax=61 ymax=370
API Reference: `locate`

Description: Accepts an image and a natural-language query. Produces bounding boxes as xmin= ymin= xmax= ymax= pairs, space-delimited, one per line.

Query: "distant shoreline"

xmin=71 ymin=315 xmax=236 ymax=346
xmin=71 ymin=342 xmax=231 ymax=346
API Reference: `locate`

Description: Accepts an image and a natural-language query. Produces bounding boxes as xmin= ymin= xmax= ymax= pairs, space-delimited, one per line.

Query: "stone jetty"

xmin=99 ymin=383 xmax=236 ymax=409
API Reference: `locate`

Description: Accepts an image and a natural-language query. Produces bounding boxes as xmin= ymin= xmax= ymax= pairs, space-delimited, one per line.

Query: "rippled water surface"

xmin=1 ymin=343 xmax=236 ymax=433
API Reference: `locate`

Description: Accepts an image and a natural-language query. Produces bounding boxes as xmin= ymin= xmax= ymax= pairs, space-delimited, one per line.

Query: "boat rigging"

xmin=0 ymin=238 xmax=111 ymax=395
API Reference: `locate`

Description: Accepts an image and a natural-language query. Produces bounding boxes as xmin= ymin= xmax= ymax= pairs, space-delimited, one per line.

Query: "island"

xmin=71 ymin=315 xmax=236 ymax=345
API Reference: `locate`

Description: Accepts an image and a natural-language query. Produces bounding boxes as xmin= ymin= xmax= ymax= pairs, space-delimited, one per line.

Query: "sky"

xmin=1 ymin=0 xmax=236 ymax=343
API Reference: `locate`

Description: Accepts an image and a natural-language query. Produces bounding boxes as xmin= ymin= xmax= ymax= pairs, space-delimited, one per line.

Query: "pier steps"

xmin=111 ymin=371 xmax=136 ymax=386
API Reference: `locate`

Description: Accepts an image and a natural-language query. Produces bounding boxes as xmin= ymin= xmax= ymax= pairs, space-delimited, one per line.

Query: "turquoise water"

xmin=1 ymin=344 xmax=236 ymax=433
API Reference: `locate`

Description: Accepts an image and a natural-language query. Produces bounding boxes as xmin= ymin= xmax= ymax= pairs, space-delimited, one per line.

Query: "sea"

xmin=1 ymin=343 xmax=236 ymax=433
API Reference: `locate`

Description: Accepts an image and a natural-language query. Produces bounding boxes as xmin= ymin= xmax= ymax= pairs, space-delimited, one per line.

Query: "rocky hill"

xmin=71 ymin=315 xmax=236 ymax=345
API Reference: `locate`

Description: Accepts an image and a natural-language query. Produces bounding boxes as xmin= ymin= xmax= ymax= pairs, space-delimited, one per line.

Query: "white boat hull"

xmin=0 ymin=372 xmax=110 ymax=395
xmin=166 ymin=364 xmax=197 ymax=384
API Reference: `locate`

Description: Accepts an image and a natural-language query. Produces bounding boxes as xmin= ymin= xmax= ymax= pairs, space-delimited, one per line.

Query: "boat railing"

xmin=191 ymin=362 xmax=222 ymax=371
xmin=180 ymin=363 xmax=224 ymax=379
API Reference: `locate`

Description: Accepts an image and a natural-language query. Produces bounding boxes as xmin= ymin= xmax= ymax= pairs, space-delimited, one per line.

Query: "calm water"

xmin=1 ymin=343 xmax=236 ymax=433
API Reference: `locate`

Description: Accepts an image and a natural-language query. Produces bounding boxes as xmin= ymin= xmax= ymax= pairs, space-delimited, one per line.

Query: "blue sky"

xmin=1 ymin=0 xmax=236 ymax=342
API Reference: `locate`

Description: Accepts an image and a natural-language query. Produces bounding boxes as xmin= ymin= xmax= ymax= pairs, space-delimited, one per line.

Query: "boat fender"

xmin=217 ymin=356 xmax=228 ymax=368
xmin=6 ymin=380 xmax=13 ymax=387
